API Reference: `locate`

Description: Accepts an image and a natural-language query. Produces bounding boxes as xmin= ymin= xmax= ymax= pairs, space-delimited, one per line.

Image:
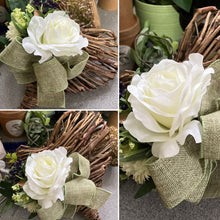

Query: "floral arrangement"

xmin=0 ymin=147 xmax=111 ymax=219
xmin=120 ymin=43 xmax=220 ymax=206
xmin=0 ymin=111 xmax=114 ymax=219
xmin=0 ymin=0 xmax=89 ymax=108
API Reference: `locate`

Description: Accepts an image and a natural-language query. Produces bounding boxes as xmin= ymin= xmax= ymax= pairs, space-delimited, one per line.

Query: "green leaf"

xmin=0 ymin=199 xmax=13 ymax=214
xmin=119 ymin=127 xmax=138 ymax=143
xmin=0 ymin=37 xmax=9 ymax=46
xmin=45 ymin=118 xmax=50 ymax=126
xmin=28 ymin=213 xmax=37 ymax=219
xmin=135 ymin=178 xmax=155 ymax=199
xmin=120 ymin=148 xmax=151 ymax=162
xmin=172 ymin=0 xmax=192 ymax=12
xmin=8 ymin=0 xmax=29 ymax=11
xmin=11 ymin=153 xmax=17 ymax=162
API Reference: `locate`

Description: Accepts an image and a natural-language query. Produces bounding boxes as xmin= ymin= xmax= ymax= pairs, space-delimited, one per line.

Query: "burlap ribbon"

xmin=0 ymin=38 xmax=89 ymax=108
xmin=146 ymin=60 xmax=220 ymax=208
xmin=37 ymin=153 xmax=111 ymax=220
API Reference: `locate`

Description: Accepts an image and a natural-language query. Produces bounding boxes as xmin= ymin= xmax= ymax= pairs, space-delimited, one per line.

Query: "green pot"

xmin=135 ymin=0 xmax=183 ymax=40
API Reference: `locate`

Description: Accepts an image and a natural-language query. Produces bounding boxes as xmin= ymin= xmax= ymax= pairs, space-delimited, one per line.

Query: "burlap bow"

xmin=37 ymin=152 xmax=111 ymax=220
xmin=0 ymin=38 xmax=89 ymax=108
xmin=146 ymin=60 xmax=220 ymax=208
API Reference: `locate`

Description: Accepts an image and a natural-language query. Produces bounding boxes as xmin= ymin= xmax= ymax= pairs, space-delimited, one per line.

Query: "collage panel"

xmin=0 ymin=0 xmax=118 ymax=109
xmin=0 ymin=110 xmax=118 ymax=220
xmin=119 ymin=0 xmax=220 ymax=220
xmin=0 ymin=0 xmax=119 ymax=220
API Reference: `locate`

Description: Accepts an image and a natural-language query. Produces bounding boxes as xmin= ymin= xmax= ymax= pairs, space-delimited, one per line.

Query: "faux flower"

xmin=22 ymin=11 xmax=88 ymax=63
xmin=124 ymin=54 xmax=214 ymax=158
xmin=26 ymin=4 xmax=34 ymax=14
xmin=23 ymin=147 xmax=72 ymax=209
xmin=11 ymin=8 xmax=27 ymax=29
xmin=6 ymin=22 xmax=22 ymax=41
xmin=121 ymin=160 xmax=150 ymax=184
xmin=12 ymin=192 xmax=30 ymax=204
xmin=22 ymin=201 xmax=38 ymax=213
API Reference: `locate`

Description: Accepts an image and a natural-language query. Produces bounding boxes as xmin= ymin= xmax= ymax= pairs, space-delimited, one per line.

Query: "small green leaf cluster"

xmin=130 ymin=23 xmax=179 ymax=74
xmin=23 ymin=111 xmax=53 ymax=148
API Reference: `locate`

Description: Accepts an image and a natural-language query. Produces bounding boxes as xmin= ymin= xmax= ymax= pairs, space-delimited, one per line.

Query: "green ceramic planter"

xmin=135 ymin=0 xmax=183 ymax=40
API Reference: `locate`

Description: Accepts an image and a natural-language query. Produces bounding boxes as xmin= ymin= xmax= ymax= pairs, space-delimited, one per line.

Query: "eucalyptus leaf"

xmin=172 ymin=0 xmax=192 ymax=12
xmin=0 ymin=199 xmax=13 ymax=214
xmin=28 ymin=212 xmax=38 ymax=219
xmin=132 ymin=24 xmax=176 ymax=73
xmin=23 ymin=111 xmax=53 ymax=147
xmin=135 ymin=178 xmax=155 ymax=199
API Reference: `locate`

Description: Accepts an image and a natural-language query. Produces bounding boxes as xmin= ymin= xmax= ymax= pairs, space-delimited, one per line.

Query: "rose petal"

xmin=152 ymin=139 xmax=180 ymax=158
xmin=123 ymin=112 xmax=170 ymax=142
xmin=176 ymin=120 xmax=202 ymax=145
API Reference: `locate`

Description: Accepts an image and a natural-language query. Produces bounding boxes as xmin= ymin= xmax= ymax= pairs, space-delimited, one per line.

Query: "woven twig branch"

xmin=120 ymin=70 xmax=135 ymax=87
xmin=16 ymin=111 xmax=116 ymax=220
xmin=177 ymin=6 xmax=220 ymax=67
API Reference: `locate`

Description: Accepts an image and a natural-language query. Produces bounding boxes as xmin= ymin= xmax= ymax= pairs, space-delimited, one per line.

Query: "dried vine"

xmin=120 ymin=70 xmax=135 ymax=87
xmin=16 ymin=111 xmax=117 ymax=220
xmin=58 ymin=0 xmax=100 ymax=28
xmin=177 ymin=6 xmax=220 ymax=67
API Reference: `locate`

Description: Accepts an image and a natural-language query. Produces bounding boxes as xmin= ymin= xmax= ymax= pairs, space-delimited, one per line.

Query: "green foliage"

xmin=119 ymin=125 xmax=152 ymax=163
xmin=28 ymin=213 xmax=37 ymax=219
xmin=120 ymin=170 xmax=129 ymax=181
xmin=119 ymin=90 xmax=132 ymax=116
xmin=135 ymin=178 xmax=156 ymax=199
xmin=5 ymin=153 xmax=17 ymax=164
xmin=7 ymin=0 xmax=29 ymax=11
xmin=23 ymin=111 xmax=53 ymax=148
xmin=0 ymin=198 xmax=13 ymax=214
xmin=120 ymin=148 xmax=152 ymax=162
xmin=0 ymin=37 xmax=9 ymax=52
xmin=0 ymin=181 xmax=14 ymax=198
xmin=0 ymin=180 xmax=14 ymax=213
xmin=130 ymin=23 xmax=178 ymax=73
xmin=173 ymin=0 xmax=192 ymax=12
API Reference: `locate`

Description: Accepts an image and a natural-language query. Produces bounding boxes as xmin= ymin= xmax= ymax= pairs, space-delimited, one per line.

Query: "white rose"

xmin=23 ymin=147 xmax=72 ymax=209
xmin=124 ymin=54 xmax=214 ymax=158
xmin=22 ymin=11 xmax=88 ymax=64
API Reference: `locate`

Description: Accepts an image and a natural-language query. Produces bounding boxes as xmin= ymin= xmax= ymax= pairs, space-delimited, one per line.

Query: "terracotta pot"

xmin=98 ymin=0 xmax=118 ymax=11
xmin=120 ymin=15 xmax=140 ymax=47
xmin=0 ymin=111 xmax=26 ymax=138
xmin=119 ymin=0 xmax=140 ymax=47
xmin=120 ymin=0 xmax=135 ymax=30
xmin=135 ymin=0 xmax=183 ymax=40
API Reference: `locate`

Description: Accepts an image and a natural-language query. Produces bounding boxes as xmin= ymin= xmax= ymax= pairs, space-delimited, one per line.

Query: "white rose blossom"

xmin=22 ymin=11 xmax=88 ymax=64
xmin=23 ymin=147 xmax=72 ymax=209
xmin=124 ymin=53 xmax=214 ymax=158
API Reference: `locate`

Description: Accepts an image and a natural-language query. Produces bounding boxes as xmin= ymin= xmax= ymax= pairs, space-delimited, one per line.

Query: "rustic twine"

xmin=16 ymin=111 xmax=117 ymax=220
